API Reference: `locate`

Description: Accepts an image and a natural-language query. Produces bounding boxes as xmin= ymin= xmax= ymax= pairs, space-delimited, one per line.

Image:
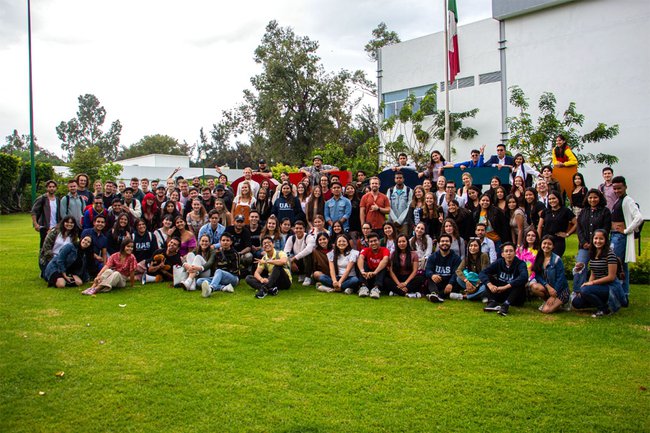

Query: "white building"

xmin=379 ymin=0 xmax=650 ymax=210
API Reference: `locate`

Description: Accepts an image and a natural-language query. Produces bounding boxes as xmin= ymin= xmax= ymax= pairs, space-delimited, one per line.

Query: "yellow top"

xmin=552 ymin=147 xmax=578 ymax=167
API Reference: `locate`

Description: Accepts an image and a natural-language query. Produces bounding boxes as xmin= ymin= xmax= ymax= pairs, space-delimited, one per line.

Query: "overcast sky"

xmin=0 ymin=0 xmax=492 ymax=158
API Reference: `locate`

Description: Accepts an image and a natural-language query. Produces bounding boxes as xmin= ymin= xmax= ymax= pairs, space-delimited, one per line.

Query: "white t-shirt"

xmin=52 ymin=234 xmax=71 ymax=256
xmin=327 ymin=249 xmax=359 ymax=277
xmin=49 ymin=198 xmax=58 ymax=228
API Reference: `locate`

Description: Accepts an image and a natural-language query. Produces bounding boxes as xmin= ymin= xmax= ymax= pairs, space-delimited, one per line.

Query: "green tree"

xmin=69 ymin=147 xmax=104 ymax=182
xmin=0 ymin=153 xmax=22 ymax=213
xmin=381 ymin=86 xmax=479 ymax=168
xmin=56 ymin=94 xmax=122 ymax=160
xmin=97 ymin=162 xmax=123 ymax=183
xmin=506 ymin=86 xmax=619 ymax=169
xmin=3 ymin=130 xmax=65 ymax=164
xmin=118 ymin=134 xmax=192 ymax=160
xmin=364 ymin=22 xmax=401 ymax=62
xmin=213 ymin=20 xmax=373 ymax=166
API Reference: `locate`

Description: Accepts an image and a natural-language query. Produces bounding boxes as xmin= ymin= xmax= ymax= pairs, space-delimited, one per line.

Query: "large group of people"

xmin=33 ymin=141 xmax=644 ymax=318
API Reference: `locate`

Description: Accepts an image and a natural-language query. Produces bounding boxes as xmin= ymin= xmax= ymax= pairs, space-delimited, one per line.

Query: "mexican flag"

xmin=448 ymin=0 xmax=460 ymax=84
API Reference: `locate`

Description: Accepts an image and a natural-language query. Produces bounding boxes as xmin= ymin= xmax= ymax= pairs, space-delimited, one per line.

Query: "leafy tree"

xmin=97 ymin=162 xmax=123 ymax=183
xmin=2 ymin=130 xmax=65 ymax=164
xmin=56 ymin=94 xmax=122 ymax=160
xmin=270 ymin=162 xmax=299 ymax=180
xmin=118 ymin=134 xmax=192 ymax=160
xmin=506 ymin=86 xmax=619 ymax=169
xmin=0 ymin=153 xmax=22 ymax=213
xmin=381 ymin=85 xmax=479 ymax=168
xmin=310 ymin=137 xmax=380 ymax=176
xmin=364 ymin=22 xmax=401 ymax=62
xmin=69 ymin=147 xmax=104 ymax=182
xmin=212 ymin=20 xmax=373 ymax=166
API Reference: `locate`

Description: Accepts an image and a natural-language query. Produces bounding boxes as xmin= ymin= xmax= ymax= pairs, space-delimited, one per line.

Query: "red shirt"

xmin=360 ymin=247 xmax=390 ymax=271
xmin=360 ymin=192 xmax=389 ymax=229
xmin=106 ymin=253 xmax=138 ymax=277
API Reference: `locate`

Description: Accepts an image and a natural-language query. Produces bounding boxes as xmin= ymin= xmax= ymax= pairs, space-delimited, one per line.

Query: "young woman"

xmin=420 ymin=150 xmax=451 ymax=182
xmin=570 ymin=172 xmax=587 ymax=217
xmin=330 ymin=221 xmax=345 ymax=245
xmin=319 ymin=175 xmax=333 ymax=201
xmin=354 ymin=222 xmax=372 ymax=250
xmin=506 ymin=195 xmax=526 ymax=247
xmin=153 ymin=215 xmax=175 ymax=247
xmin=529 ymin=235 xmax=570 ymax=314
xmin=552 ymin=134 xmax=578 ymax=168
xmin=574 ymin=189 xmax=611 ymax=291
xmin=296 ymin=182 xmax=309 ymax=214
xmin=305 ymin=185 xmax=325 ymax=229
xmin=177 ymin=234 xmax=216 ymax=291
xmin=486 ymin=176 xmax=502 ymax=204
xmin=186 ymin=198 xmax=208 ymax=238
xmin=253 ymin=187 xmax=273 ymax=225
xmin=447 ymin=199 xmax=474 ymax=242
xmin=421 ymin=178 xmax=433 ymax=196
xmin=160 ymin=200 xmax=180 ymax=223
xmin=279 ymin=217 xmax=293 ymax=248
xmin=141 ymin=192 xmax=159 ymax=231
xmin=421 ymin=192 xmax=442 ymax=240
xmin=315 ymin=234 xmax=360 ymax=294
xmin=441 ymin=218 xmax=466 ymax=260
xmin=214 ymin=198 xmax=232 ymax=228
xmin=511 ymin=176 xmax=526 ymax=201
xmin=39 ymin=216 xmax=80 ymax=272
xmin=523 ymin=187 xmax=546 ymax=234
xmin=456 ymin=172 xmax=474 ymax=202
xmin=516 ymin=229 xmax=540 ymax=286
xmin=260 ymin=215 xmax=283 ymax=251
xmin=385 ymin=234 xmax=423 ymax=297
xmin=380 ymin=222 xmax=398 ymax=254
xmin=82 ymin=239 xmax=137 ymax=295
xmin=538 ymin=191 xmax=577 ymax=257
xmin=473 ymin=193 xmax=509 ymax=250
xmin=344 ymin=183 xmax=361 ymax=239
xmin=132 ymin=218 xmax=158 ymax=279
xmin=434 ymin=176 xmax=447 ymax=202
xmin=454 ymin=238 xmax=490 ymax=301
xmin=231 ymin=181 xmax=255 ymax=224
xmin=571 ymin=229 xmax=625 ymax=317
xmin=164 ymin=191 xmax=183 ymax=213
xmin=310 ymin=232 xmax=332 ymax=278
xmin=43 ymin=235 xmax=94 ymax=288
xmin=173 ymin=215 xmax=197 ymax=257
xmin=272 ymin=182 xmax=304 ymax=224
xmin=108 ymin=213 xmax=132 ymax=255
xmin=464 ymin=186 xmax=481 ymax=214
xmin=511 ymin=153 xmax=540 ymax=187
xmin=494 ymin=186 xmax=508 ymax=212
xmin=407 ymin=185 xmax=426 ymax=233
xmin=93 ymin=180 xmax=103 ymax=198
xmin=409 ymin=222 xmax=434 ymax=269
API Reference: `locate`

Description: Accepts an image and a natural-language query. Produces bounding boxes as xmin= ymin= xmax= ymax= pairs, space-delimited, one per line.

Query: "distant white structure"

xmin=378 ymin=0 xmax=650 ymax=209
xmin=54 ymin=154 xmax=244 ymax=183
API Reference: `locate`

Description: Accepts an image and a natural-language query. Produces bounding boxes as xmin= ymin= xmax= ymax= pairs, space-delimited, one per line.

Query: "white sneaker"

xmin=302 ymin=277 xmax=312 ymax=286
xmin=449 ymin=292 xmax=463 ymax=300
xmin=317 ymin=284 xmax=334 ymax=293
xmin=298 ymin=274 xmax=305 ymax=283
xmin=190 ymin=280 xmax=196 ymax=291
xmin=182 ymin=278 xmax=192 ymax=291
xmin=201 ymin=281 xmax=212 ymax=298
xmin=344 ymin=287 xmax=354 ymax=295
xmin=388 ymin=291 xmax=395 ymax=297
xmin=406 ymin=292 xmax=422 ymax=299
xmin=222 ymin=283 xmax=235 ymax=293
xmin=370 ymin=287 xmax=380 ymax=299
xmin=358 ymin=286 xmax=369 ymax=297
xmin=481 ymin=297 xmax=489 ymax=304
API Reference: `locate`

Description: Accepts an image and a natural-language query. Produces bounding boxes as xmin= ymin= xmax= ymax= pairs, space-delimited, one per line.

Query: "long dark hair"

xmin=332 ymin=233 xmax=352 ymax=266
xmin=392 ymin=234 xmax=413 ymax=273
xmin=465 ymin=238 xmax=482 ymax=271
xmin=523 ymin=228 xmax=540 ymax=250
xmin=532 ymin=235 xmax=554 ymax=275
xmin=572 ymin=172 xmax=586 ymax=190
xmin=58 ymin=215 xmax=81 ymax=242
xmin=554 ymin=134 xmax=568 ymax=159
xmin=280 ymin=182 xmax=295 ymax=209
xmin=315 ymin=232 xmax=330 ymax=252
xmin=582 ymin=188 xmax=606 ymax=210
xmin=589 ymin=229 xmax=611 ymax=260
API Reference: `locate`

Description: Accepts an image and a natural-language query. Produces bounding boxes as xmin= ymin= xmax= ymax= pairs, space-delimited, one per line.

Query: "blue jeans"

xmin=318 ymin=274 xmax=360 ymax=290
xmin=457 ymin=279 xmax=487 ymax=300
xmin=197 ymin=269 xmax=239 ymax=292
xmin=572 ymin=283 xmax=613 ymax=312
xmin=610 ymin=232 xmax=629 ymax=295
xmin=572 ymin=248 xmax=590 ymax=294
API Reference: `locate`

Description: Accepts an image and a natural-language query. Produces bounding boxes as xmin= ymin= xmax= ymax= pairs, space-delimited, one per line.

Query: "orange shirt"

xmin=360 ymin=192 xmax=389 ymax=229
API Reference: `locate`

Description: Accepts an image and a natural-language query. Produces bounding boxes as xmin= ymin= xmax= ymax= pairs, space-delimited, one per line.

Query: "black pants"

xmin=39 ymin=227 xmax=49 ymax=249
xmin=245 ymin=266 xmax=292 ymax=292
xmin=485 ymin=276 xmax=526 ymax=306
xmin=358 ymin=263 xmax=386 ymax=290
xmin=292 ymin=255 xmax=313 ymax=276
xmin=383 ymin=274 xmax=424 ymax=296
xmin=426 ymin=276 xmax=456 ymax=297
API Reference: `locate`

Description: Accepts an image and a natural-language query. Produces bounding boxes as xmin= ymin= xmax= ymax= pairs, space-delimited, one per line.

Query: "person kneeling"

xmin=479 ymin=242 xmax=528 ymax=316
xmin=245 ymin=236 xmax=292 ymax=299
xmin=529 ymin=235 xmax=570 ymax=313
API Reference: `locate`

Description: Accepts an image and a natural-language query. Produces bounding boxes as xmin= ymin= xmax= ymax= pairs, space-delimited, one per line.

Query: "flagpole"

xmin=443 ymin=0 xmax=451 ymax=161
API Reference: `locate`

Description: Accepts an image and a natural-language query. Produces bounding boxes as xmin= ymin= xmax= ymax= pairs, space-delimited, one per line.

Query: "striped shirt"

xmin=589 ymin=249 xmax=617 ymax=280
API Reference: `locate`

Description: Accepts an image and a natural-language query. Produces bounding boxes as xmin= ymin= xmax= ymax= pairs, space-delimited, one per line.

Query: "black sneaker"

xmin=255 ymin=289 xmax=266 ymax=299
xmin=268 ymin=287 xmax=279 ymax=296
xmin=426 ymin=293 xmax=444 ymax=303
xmin=483 ymin=302 xmax=500 ymax=312
xmin=498 ymin=303 xmax=509 ymax=316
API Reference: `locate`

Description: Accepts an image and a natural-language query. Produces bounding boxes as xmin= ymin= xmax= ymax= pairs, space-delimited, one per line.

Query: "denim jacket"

xmin=536 ymin=253 xmax=569 ymax=296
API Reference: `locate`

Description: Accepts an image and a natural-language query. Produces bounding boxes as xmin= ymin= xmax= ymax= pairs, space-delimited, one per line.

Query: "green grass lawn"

xmin=1 ymin=213 xmax=648 ymax=433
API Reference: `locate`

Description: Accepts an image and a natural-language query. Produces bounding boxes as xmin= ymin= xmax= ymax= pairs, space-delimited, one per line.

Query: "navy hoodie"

xmin=478 ymin=257 xmax=528 ymax=287
xmin=425 ymin=250 xmax=462 ymax=285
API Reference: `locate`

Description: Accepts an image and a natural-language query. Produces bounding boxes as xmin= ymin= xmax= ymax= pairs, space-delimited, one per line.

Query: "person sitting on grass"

xmin=199 ymin=232 xmax=241 ymax=297
xmin=424 ymin=233 xmax=462 ymax=303
xmin=82 ymin=239 xmax=137 ymax=295
xmin=43 ymin=235 xmax=94 ymax=288
xmin=176 ymin=234 xmax=216 ymax=291
xmin=453 ymin=238 xmax=490 ymax=302
xmin=81 ymin=214 xmax=108 ymax=277
xmin=529 ymin=235 xmax=570 ymax=314
xmin=315 ymin=233 xmax=360 ymax=294
xmin=39 ymin=215 xmax=81 ymax=274
xmin=384 ymin=234 xmax=423 ymax=298
xmin=246 ymin=236 xmax=292 ymax=299
xmin=571 ymin=229 xmax=626 ymax=318
xmin=284 ymin=220 xmax=316 ymax=286
xmin=142 ymin=237 xmax=182 ymax=284
xmin=479 ymin=242 xmax=528 ymax=316
xmin=356 ymin=232 xmax=390 ymax=299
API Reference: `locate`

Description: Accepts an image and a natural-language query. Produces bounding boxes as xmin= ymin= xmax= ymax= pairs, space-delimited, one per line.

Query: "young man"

xmin=141 ymin=178 xmax=150 ymax=195
xmin=214 ymin=184 xmax=233 ymax=211
xmin=235 ymin=167 xmax=260 ymax=197
xmin=246 ymin=236 xmax=292 ymax=298
xmin=82 ymin=195 xmax=108 ymax=231
xmin=200 ymin=187 xmax=215 ymax=210
xmin=253 ymin=158 xmax=273 ymax=179
xmin=454 ymin=145 xmax=486 ymax=169
xmin=150 ymin=179 xmax=159 ymax=191
xmin=610 ymin=176 xmax=643 ymax=301
xmin=59 ymin=179 xmax=85 ymax=227
xmin=325 ymin=182 xmax=352 ymax=232
xmin=356 ymin=232 xmax=390 ymax=299
xmin=31 ymin=179 xmax=60 ymax=248
xmin=475 ymin=223 xmax=498 ymax=263
xmin=81 ymin=214 xmax=108 ymax=276
xmin=536 ymin=179 xmax=550 ymax=208
xmin=359 ymin=177 xmax=390 ymax=234
xmin=248 ymin=210 xmax=263 ymax=259
xmin=130 ymin=177 xmax=144 ymax=202
xmin=182 ymin=187 xmax=200 ymax=217
xmin=122 ymin=187 xmax=143 ymax=219
xmin=479 ymin=242 xmax=528 ymax=316
xmin=599 ymin=167 xmax=617 ymax=211
xmin=299 ymin=155 xmax=339 ymax=187
xmin=154 ymin=185 xmax=167 ymax=208
xmin=355 ymin=170 xmax=368 ymax=194
xmin=438 ymin=180 xmax=466 ymax=217
xmin=391 ymin=153 xmax=416 ymax=171
xmin=102 ymin=181 xmax=117 ymax=209
xmin=200 ymin=232 xmax=241 ymax=297
xmin=178 ymin=179 xmax=191 ymax=207
xmin=424 ymin=234 xmax=462 ymax=303
xmin=198 ymin=209 xmax=226 ymax=250
xmin=225 ymin=214 xmax=253 ymax=270
xmin=191 ymin=177 xmax=202 ymax=189
xmin=284 ymin=220 xmax=315 ymax=285
xmin=142 ymin=237 xmax=182 ymax=283
xmin=484 ymin=144 xmax=514 ymax=170
xmin=387 ymin=172 xmax=413 ymax=235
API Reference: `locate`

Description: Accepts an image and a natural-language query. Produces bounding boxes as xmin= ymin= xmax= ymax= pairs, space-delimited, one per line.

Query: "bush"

xmin=271 ymin=162 xmax=299 ymax=181
xmin=563 ymin=251 xmax=650 ymax=285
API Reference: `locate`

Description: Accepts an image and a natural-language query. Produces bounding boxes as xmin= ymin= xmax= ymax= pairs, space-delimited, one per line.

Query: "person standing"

xmin=325 ymin=182 xmax=352 ymax=233
xmin=360 ymin=177 xmax=390 ymax=235
xmin=598 ymin=167 xmax=617 ymax=212
xmin=387 ymin=172 xmax=413 ymax=236
xmin=31 ymin=180 xmax=60 ymax=248
xmin=59 ymin=179 xmax=85 ymax=227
